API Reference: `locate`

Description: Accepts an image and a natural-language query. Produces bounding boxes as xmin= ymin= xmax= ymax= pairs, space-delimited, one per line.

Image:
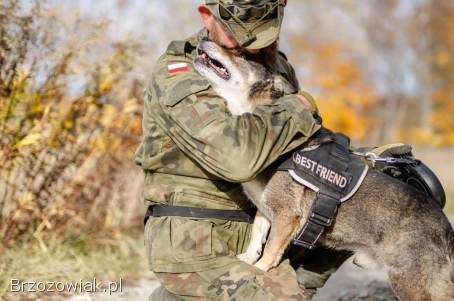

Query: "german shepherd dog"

xmin=194 ymin=40 xmax=454 ymax=301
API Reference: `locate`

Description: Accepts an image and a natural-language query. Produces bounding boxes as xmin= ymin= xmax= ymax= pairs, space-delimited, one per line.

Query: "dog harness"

xmin=278 ymin=131 xmax=369 ymax=249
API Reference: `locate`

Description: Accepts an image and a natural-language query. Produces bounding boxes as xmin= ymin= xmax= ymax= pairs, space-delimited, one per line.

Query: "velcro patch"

xmin=279 ymin=132 xmax=369 ymax=203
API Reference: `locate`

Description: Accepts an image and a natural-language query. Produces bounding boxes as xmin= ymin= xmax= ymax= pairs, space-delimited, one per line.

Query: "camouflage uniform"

xmin=135 ymin=28 xmax=321 ymax=300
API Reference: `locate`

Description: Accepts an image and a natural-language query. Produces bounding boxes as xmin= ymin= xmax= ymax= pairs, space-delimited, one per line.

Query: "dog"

xmin=194 ymin=40 xmax=454 ymax=301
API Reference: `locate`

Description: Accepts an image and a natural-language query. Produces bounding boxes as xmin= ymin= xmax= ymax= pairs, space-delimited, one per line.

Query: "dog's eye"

xmin=230 ymin=49 xmax=246 ymax=59
xmin=236 ymin=51 xmax=247 ymax=59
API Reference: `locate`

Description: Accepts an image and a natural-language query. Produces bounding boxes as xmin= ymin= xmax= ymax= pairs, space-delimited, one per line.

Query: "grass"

xmin=0 ymin=229 xmax=153 ymax=300
xmin=444 ymin=194 xmax=454 ymax=215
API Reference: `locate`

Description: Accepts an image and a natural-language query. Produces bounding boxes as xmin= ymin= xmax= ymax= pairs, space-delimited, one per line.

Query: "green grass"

xmin=0 ymin=229 xmax=153 ymax=300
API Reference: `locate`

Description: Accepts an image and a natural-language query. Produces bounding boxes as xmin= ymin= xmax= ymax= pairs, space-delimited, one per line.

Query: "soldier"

xmin=135 ymin=1 xmax=412 ymax=300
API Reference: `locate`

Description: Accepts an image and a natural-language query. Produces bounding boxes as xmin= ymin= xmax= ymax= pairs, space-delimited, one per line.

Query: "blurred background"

xmin=0 ymin=0 xmax=453 ymax=299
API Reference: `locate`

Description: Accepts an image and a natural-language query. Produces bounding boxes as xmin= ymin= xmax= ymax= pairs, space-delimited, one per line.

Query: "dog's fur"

xmin=194 ymin=40 xmax=454 ymax=301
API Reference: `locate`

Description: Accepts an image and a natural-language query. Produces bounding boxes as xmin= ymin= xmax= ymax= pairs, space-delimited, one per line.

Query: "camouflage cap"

xmin=205 ymin=0 xmax=286 ymax=50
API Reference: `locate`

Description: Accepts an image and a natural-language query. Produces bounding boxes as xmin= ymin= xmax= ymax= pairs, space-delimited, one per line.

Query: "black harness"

xmin=278 ymin=132 xmax=368 ymax=249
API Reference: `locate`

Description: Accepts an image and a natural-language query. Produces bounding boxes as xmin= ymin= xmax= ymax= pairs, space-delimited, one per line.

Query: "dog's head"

xmin=194 ymin=40 xmax=294 ymax=110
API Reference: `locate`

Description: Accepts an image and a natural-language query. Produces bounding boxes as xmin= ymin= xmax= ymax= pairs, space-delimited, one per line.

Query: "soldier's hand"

xmin=295 ymin=92 xmax=319 ymax=115
xmin=372 ymin=143 xmax=413 ymax=157
xmin=296 ymin=95 xmax=314 ymax=112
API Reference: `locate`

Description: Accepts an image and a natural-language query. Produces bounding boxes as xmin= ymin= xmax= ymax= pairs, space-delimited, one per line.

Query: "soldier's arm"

xmin=147 ymin=58 xmax=320 ymax=183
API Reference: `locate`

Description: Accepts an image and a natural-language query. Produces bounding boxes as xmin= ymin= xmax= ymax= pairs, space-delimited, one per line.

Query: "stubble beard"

xmin=208 ymin=25 xmax=279 ymax=73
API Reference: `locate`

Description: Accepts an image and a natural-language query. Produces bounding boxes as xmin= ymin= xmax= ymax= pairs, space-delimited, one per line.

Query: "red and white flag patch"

xmin=168 ymin=62 xmax=189 ymax=74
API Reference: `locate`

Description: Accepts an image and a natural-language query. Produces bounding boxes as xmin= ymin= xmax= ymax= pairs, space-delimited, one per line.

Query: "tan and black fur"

xmin=194 ymin=40 xmax=454 ymax=301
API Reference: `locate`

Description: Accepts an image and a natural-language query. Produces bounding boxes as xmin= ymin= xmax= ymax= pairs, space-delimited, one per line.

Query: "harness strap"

xmin=294 ymin=192 xmax=340 ymax=249
xmin=144 ymin=205 xmax=255 ymax=226
xmin=285 ymin=131 xmax=357 ymax=249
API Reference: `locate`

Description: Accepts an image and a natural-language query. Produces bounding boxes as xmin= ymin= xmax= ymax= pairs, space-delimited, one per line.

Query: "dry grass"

xmin=0 ymin=229 xmax=152 ymax=300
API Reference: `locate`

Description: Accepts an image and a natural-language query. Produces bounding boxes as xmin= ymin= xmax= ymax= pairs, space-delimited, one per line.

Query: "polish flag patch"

xmin=168 ymin=62 xmax=189 ymax=74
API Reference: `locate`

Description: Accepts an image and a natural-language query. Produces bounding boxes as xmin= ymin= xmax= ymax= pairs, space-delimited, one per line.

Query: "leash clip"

xmin=354 ymin=151 xmax=419 ymax=166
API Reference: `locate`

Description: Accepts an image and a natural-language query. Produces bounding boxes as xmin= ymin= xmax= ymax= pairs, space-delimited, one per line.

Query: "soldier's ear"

xmin=199 ymin=5 xmax=215 ymax=30
xmin=198 ymin=5 xmax=213 ymax=20
xmin=273 ymin=75 xmax=295 ymax=95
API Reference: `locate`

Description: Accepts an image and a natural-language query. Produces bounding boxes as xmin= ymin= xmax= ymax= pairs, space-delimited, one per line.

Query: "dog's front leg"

xmin=238 ymin=211 xmax=271 ymax=265
xmin=254 ymin=214 xmax=300 ymax=271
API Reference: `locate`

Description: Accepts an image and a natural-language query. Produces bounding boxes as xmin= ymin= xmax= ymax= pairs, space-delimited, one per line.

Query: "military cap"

xmin=205 ymin=0 xmax=287 ymax=49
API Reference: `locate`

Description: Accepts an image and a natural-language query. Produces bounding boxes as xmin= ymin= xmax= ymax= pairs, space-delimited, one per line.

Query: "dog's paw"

xmin=353 ymin=252 xmax=381 ymax=269
xmin=237 ymin=252 xmax=259 ymax=265
xmin=254 ymin=259 xmax=272 ymax=272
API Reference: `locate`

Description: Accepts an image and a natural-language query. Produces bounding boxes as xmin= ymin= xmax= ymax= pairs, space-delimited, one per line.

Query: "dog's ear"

xmin=273 ymin=76 xmax=296 ymax=95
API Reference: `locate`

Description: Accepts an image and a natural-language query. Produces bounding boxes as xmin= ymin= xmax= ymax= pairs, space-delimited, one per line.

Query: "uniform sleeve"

xmin=146 ymin=58 xmax=321 ymax=183
xmin=279 ymin=53 xmax=301 ymax=91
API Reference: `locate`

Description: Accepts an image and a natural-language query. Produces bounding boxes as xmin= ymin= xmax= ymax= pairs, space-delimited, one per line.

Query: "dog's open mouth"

xmin=197 ymin=48 xmax=231 ymax=80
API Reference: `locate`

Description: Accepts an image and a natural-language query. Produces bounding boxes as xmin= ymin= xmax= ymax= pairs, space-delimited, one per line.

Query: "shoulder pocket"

xmin=164 ymin=75 xmax=211 ymax=107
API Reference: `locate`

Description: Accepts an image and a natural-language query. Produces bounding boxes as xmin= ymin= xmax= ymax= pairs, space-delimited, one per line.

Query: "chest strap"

xmin=278 ymin=130 xmax=368 ymax=249
xmin=144 ymin=205 xmax=255 ymax=226
xmin=293 ymin=191 xmax=340 ymax=249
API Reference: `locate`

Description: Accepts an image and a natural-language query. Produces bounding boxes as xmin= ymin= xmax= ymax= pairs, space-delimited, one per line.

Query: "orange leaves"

xmin=295 ymin=40 xmax=378 ymax=142
xmin=430 ymin=89 xmax=454 ymax=145
xmin=337 ymin=63 xmax=360 ymax=87
xmin=318 ymin=96 xmax=372 ymax=141
xmin=435 ymin=50 xmax=451 ymax=67
xmin=319 ymin=63 xmax=360 ymax=91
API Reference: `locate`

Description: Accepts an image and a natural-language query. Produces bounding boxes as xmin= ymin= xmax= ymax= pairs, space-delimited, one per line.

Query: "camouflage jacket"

xmin=135 ymin=30 xmax=320 ymax=273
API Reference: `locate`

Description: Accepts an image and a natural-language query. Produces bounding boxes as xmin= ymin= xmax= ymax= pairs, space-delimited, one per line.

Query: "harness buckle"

xmin=294 ymin=239 xmax=316 ymax=250
xmin=310 ymin=212 xmax=333 ymax=227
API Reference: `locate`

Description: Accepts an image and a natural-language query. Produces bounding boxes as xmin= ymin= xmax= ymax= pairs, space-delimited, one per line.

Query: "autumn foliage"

xmin=287 ymin=0 xmax=453 ymax=145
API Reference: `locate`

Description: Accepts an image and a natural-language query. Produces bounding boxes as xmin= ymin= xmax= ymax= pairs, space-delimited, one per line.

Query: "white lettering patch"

xmin=293 ymin=153 xmax=348 ymax=188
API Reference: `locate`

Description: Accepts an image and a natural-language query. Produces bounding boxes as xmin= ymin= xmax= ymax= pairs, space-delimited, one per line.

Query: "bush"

xmin=0 ymin=0 xmax=145 ymax=250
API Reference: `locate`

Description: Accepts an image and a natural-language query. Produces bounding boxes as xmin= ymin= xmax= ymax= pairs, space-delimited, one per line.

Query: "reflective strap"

xmin=294 ymin=193 xmax=340 ymax=249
